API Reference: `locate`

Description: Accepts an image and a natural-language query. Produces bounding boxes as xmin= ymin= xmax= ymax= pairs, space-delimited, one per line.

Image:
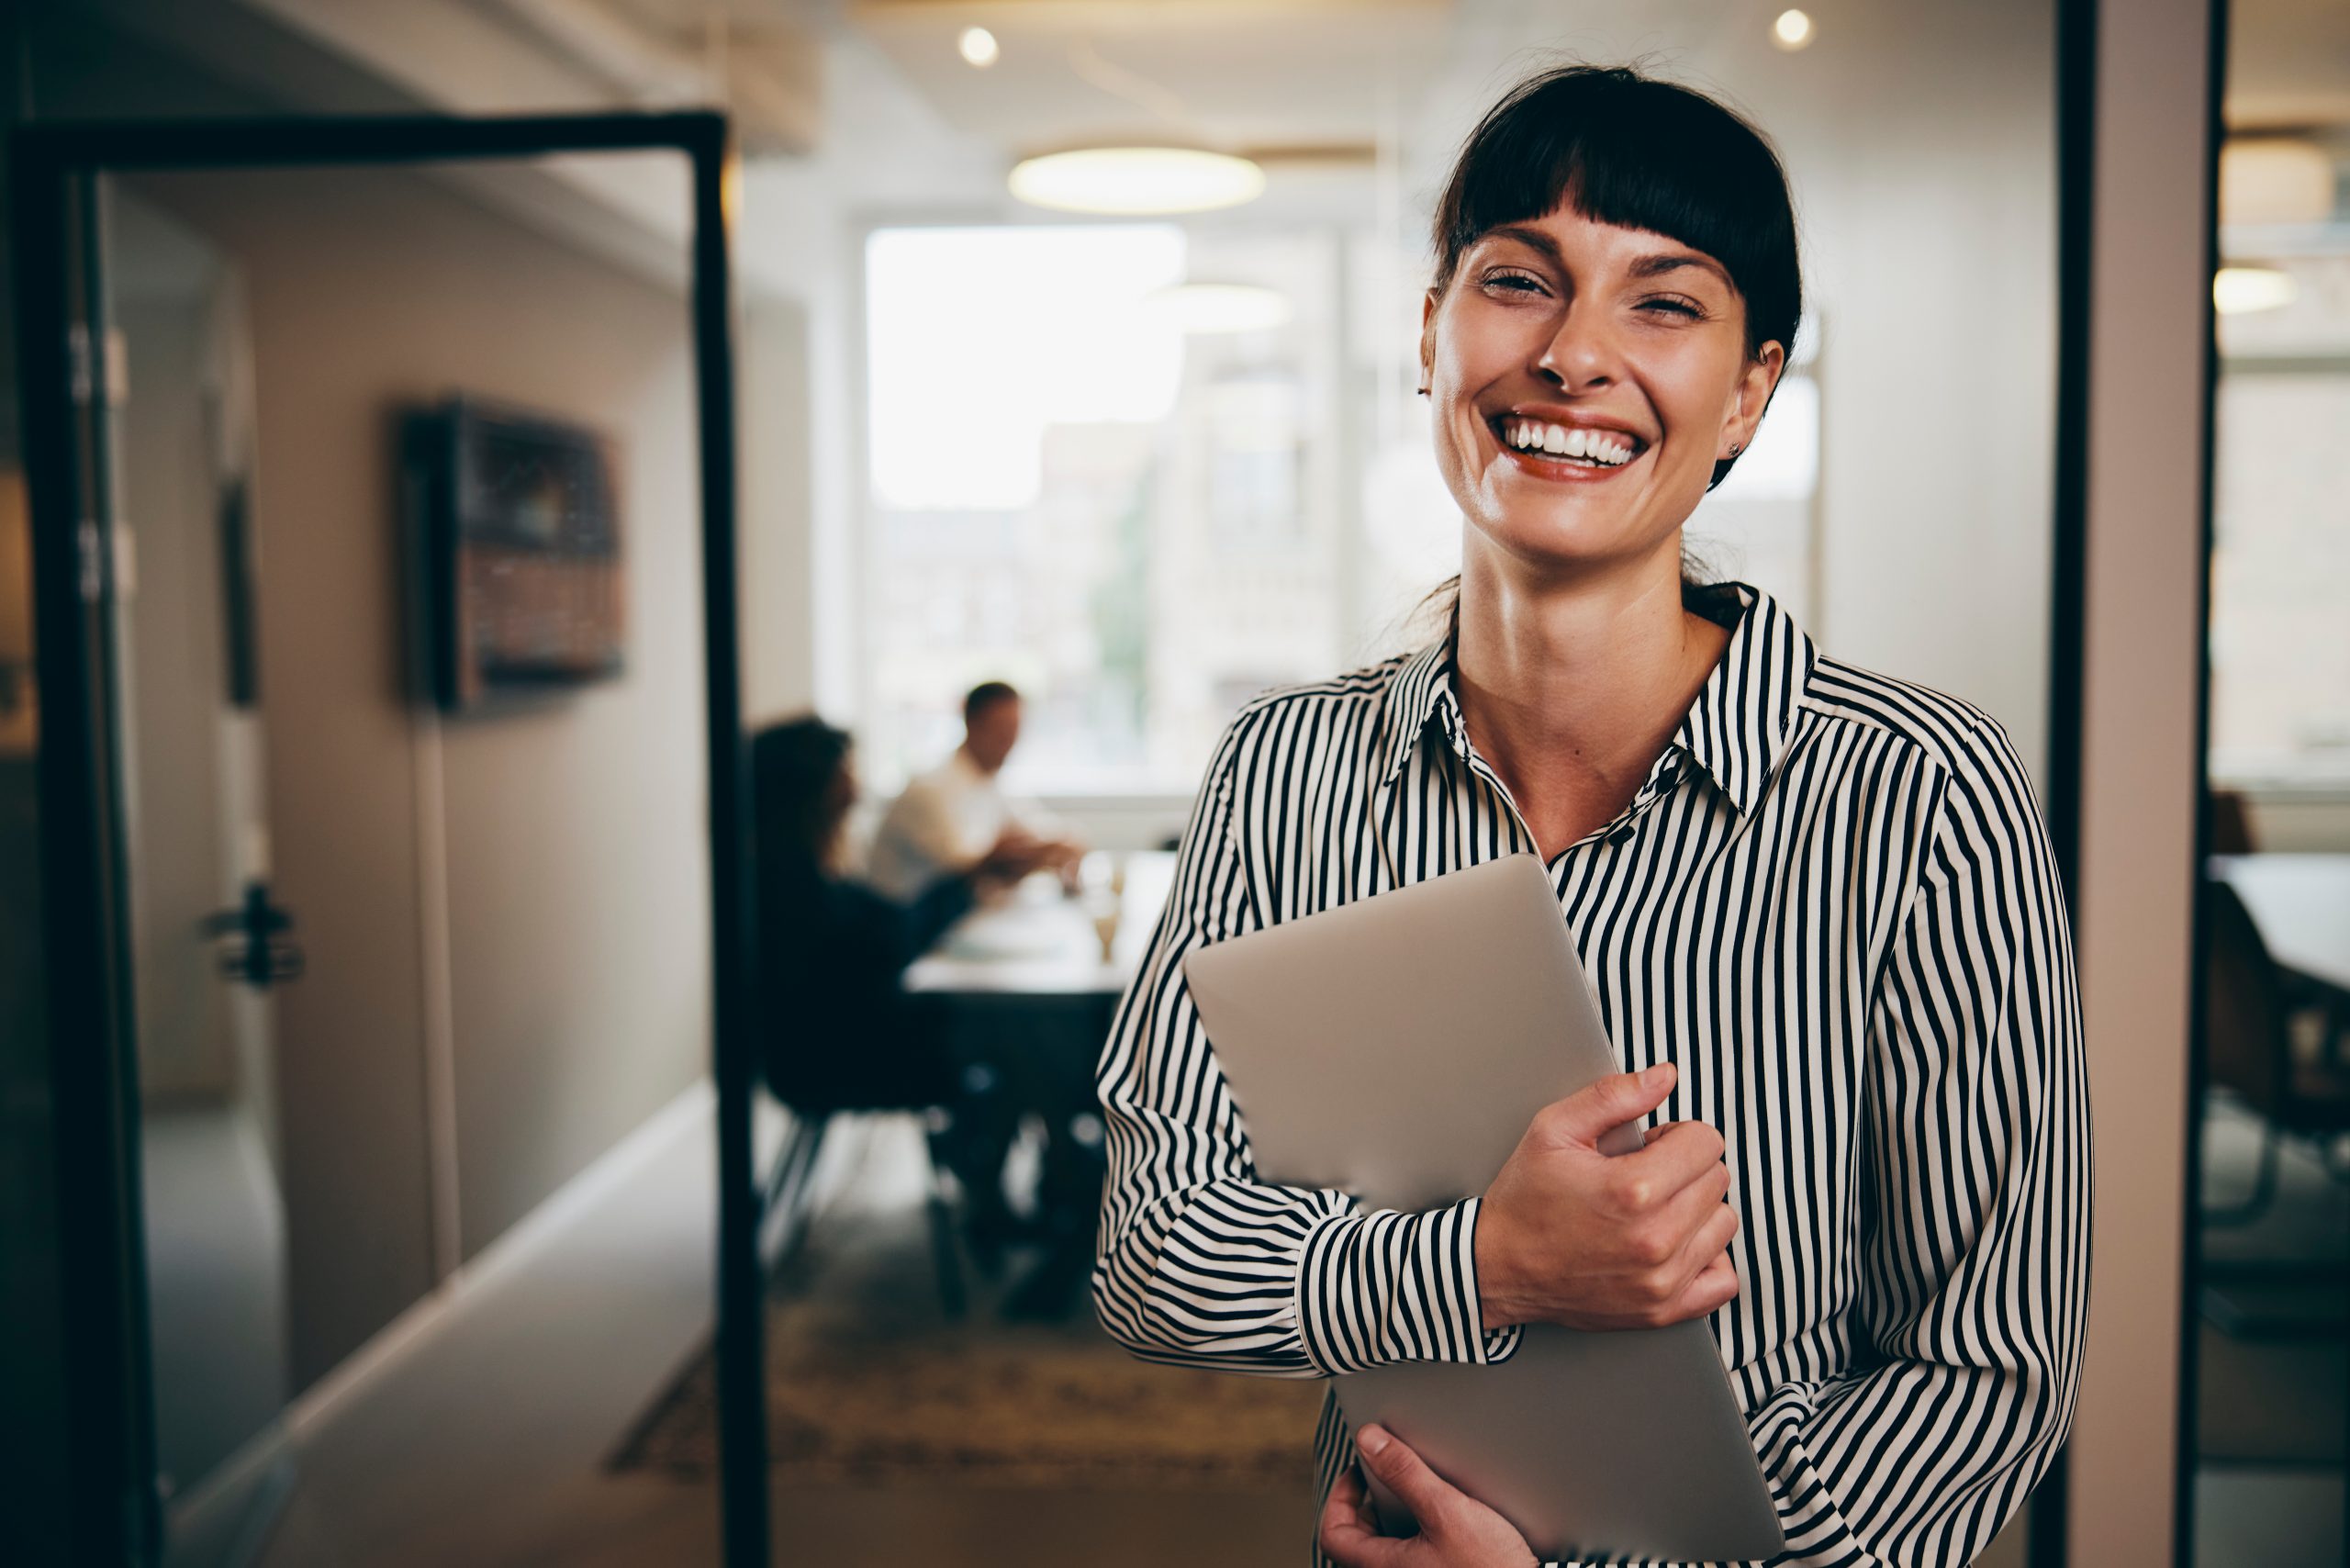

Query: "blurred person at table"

xmin=752 ymin=714 xmax=1054 ymax=1226
xmin=866 ymin=680 xmax=1083 ymax=902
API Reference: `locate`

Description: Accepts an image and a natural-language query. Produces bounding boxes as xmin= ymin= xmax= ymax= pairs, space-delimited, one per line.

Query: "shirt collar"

xmin=1374 ymin=581 xmax=1818 ymax=817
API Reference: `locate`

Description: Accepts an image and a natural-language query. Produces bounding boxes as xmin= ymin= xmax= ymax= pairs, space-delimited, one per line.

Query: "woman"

xmin=1091 ymin=65 xmax=2087 ymax=1568
xmin=752 ymin=715 xmax=1054 ymax=1210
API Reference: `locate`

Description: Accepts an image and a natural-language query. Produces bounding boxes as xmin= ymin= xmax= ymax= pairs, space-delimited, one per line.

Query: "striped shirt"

xmin=1091 ymin=581 xmax=2090 ymax=1566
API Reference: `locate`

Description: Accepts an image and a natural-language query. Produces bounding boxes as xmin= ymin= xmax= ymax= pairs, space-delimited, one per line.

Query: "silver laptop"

xmin=1182 ymin=852 xmax=1785 ymax=1563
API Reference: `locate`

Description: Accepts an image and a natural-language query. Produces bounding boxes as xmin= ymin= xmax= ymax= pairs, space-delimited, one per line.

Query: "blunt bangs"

xmin=1433 ymin=66 xmax=1803 ymax=366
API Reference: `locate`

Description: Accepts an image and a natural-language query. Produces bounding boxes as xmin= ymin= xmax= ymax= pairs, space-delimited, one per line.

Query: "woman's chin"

xmin=1469 ymin=504 xmax=1663 ymax=577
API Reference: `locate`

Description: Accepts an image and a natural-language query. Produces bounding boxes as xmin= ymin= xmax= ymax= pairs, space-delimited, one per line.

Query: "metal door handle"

xmin=203 ymin=880 xmax=304 ymax=990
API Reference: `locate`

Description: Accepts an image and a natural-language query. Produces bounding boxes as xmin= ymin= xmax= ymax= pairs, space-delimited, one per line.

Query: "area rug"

xmin=609 ymin=1187 xmax=1324 ymax=1489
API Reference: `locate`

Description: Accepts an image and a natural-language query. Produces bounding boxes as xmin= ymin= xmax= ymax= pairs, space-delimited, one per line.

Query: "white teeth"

xmin=1504 ymin=419 xmax=1637 ymax=466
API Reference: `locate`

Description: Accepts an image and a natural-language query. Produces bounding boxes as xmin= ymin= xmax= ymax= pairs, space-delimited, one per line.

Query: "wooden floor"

xmin=248 ymin=1104 xmax=1307 ymax=1568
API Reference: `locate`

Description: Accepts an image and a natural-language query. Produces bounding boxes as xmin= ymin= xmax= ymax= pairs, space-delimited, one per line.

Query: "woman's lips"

xmin=1494 ymin=440 xmax=1650 ymax=483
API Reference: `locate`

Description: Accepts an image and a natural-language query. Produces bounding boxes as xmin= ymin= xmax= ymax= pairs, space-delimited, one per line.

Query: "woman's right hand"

xmin=1473 ymin=1061 xmax=1740 ymax=1332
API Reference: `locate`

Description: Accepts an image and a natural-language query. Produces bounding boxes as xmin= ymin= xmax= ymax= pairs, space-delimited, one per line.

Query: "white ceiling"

xmin=833 ymin=0 xmax=2350 ymax=165
xmin=845 ymin=0 xmax=1456 ymax=156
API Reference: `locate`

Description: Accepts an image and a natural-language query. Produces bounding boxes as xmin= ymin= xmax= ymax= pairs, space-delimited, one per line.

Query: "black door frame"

xmin=10 ymin=112 xmax=768 ymax=1568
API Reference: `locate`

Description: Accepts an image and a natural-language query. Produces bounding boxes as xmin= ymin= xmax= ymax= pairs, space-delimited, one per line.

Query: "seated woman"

xmin=751 ymin=715 xmax=1056 ymax=1216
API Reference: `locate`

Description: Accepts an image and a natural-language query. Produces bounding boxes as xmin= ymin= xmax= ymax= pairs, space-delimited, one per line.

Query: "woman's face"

xmin=1421 ymin=203 xmax=1784 ymax=581
xmin=827 ymin=754 xmax=859 ymax=818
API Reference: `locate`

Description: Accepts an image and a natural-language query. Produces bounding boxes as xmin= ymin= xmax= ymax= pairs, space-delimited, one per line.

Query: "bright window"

xmin=2209 ymin=366 xmax=2350 ymax=787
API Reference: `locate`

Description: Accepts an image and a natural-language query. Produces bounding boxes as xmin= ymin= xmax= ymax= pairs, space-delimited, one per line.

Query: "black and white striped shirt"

xmin=1091 ymin=581 xmax=2089 ymax=1566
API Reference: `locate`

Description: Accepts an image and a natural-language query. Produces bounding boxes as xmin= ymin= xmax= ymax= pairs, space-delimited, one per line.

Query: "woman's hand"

xmin=974 ymin=826 xmax=1057 ymax=883
xmin=1474 ymin=1061 xmax=1740 ymax=1331
xmin=1317 ymin=1425 xmax=1538 ymax=1568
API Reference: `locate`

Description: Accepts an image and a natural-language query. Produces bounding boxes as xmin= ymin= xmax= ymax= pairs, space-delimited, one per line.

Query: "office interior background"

xmin=0 ymin=0 xmax=2342 ymax=1563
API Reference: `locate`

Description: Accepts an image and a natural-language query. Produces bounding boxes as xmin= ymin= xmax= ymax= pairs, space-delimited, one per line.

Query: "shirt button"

xmin=1606 ymin=824 xmax=1635 ymax=846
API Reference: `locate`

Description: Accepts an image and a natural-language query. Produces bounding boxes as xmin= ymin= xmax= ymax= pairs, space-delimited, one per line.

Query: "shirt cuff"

xmin=1294 ymin=1196 xmax=1522 ymax=1374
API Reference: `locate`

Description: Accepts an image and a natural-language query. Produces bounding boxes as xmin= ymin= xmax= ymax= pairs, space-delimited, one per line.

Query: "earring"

xmin=1729 ymin=442 xmax=1743 ymax=457
xmin=1416 ymin=386 xmax=1429 ymax=398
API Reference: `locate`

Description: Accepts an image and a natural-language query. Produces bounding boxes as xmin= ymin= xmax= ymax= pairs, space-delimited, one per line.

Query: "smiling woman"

xmin=1092 ymin=64 xmax=2087 ymax=1568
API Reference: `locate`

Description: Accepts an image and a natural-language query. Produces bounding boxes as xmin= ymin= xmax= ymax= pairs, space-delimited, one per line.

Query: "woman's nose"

xmin=1533 ymin=299 xmax=1619 ymax=390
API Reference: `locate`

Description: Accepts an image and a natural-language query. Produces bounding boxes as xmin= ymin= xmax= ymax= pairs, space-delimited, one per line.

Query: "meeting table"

xmin=906 ymin=849 xmax=1177 ymax=1314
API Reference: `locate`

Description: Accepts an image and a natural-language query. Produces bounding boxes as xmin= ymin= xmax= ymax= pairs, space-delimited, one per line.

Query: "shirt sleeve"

xmin=1091 ymin=712 xmax=1521 ymax=1378
xmin=886 ymin=777 xmax=981 ymax=875
xmin=1618 ymin=717 xmax=2088 ymax=1568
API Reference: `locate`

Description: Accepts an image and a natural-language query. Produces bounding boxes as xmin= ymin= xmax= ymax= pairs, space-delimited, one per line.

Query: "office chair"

xmin=756 ymin=1067 xmax=977 ymax=1322
xmin=2199 ymin=878 xmax=2350 ymax=1228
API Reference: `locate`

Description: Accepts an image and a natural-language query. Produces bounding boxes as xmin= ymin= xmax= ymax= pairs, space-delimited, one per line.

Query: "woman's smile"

xmin=1489 ymin=408 xmax=1651 ymax=482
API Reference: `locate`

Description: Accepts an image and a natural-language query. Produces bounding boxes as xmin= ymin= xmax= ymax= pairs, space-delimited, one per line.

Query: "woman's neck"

xmin=1450 ymin=539 xmax=1729 ymax=858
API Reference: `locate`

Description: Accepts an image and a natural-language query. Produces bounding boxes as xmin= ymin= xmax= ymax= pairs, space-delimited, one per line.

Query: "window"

xmin=2210 ymin=252 xmax=2350 ymax=789
xmin=861 ymin=223 xmax=1345 ymax=795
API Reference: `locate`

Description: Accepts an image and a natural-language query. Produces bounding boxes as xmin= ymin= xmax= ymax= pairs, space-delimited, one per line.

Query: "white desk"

xmin=2211 ymin=853 xmax=2350 ymax=995
xmin=906 ymin=850 xmax=1177 ymax=1000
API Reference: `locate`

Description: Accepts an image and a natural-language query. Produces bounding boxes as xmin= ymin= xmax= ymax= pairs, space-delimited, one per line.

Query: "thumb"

xmin=1546 ymin=1062 xmax=1675 ymax=1147
xmin=1355 ymin=1425 xmax=1455 ymax=1526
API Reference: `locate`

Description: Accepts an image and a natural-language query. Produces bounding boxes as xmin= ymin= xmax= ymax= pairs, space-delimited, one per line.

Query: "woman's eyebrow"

xmin=1476 ymin=223 xmax=1565 ymax=267
xmin=1628 ymin=252 xmax=1732 ymax=289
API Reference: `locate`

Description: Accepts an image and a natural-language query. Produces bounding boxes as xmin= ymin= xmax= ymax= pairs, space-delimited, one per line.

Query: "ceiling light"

xmin=2220 ymin=139 xmax=2334 ymax=227
xmin=958 ymin=27 xmax=999 ymax=69
xmin=2213 ymin=265 xmax=2298 ymax=315
xmin=1772 ymin=10 xmax=1816 ymax=50
xmin=1009 ymin=148 xmax=1266 ymax=216
xmin=1141 ymin=283 xmax=1293 ymax=334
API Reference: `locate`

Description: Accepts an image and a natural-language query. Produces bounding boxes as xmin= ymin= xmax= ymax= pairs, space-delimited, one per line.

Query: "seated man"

xmin=866 ymin=680 xmax=1081 ymax=902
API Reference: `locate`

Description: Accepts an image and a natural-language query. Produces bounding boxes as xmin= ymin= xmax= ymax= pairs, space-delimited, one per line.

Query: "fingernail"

xmin=1357 ymin=1425 xmax=1390 ymax=1458
xmin=1641 ymin=1063 xmax=1673 ymax=1089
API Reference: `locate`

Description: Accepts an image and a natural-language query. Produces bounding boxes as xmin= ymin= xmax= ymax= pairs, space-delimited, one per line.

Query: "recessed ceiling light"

xmin=2213 ymin=265 xmax=2297 ymax=315
xmin=1772 ymin=9 xmax=1816 ymax=50
xmin=1141 ymin=283 xmax=1293 ymax=334
xmin=958 ymin=27 xmax=1000 ymax=69
xmin=1008 ymin=148 xmax=1267 ymax=216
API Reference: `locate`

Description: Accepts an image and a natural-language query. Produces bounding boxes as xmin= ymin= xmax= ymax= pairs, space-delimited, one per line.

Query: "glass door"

xmin=95 ymin=179 xmax=299 ymax=1564
xmin=17 ymin=118 xmax=761 ymax=1568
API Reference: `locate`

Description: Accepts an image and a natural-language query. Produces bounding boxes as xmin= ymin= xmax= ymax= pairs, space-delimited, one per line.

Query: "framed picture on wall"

xmin=404 ymin=395 xmax=625 ymax=711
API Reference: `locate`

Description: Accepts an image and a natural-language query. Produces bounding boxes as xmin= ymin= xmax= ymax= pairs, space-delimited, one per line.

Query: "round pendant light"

xmin=1009 ymin=147 xmax=1267 ymax=216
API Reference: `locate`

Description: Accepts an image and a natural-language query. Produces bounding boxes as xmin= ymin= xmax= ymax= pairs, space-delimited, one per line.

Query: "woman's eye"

xmin=1639 ymin=297 xmax=1705 ymax=319
xmin=1482 ymin=270 xmax=1547 ymax=296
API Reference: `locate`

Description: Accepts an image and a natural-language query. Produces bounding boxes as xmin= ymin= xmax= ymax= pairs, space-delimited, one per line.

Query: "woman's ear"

xmin=1722 ymin=341 xmax=1787 ymax=459
xmin=1418 ymin=287 xmax=1441 ymax=395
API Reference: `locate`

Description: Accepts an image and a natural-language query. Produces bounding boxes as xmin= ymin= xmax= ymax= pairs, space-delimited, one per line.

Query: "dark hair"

xmin=1431 ymin=63 xmax=1803 ymax=494
xmin=963 ymin=680 xmax=1020 ymax=722
xmin=752 ymin=714 xmax=853 ymax=868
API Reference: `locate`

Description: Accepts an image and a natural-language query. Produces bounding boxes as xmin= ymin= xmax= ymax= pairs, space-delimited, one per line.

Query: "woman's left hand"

xmin=1316 ymin=1425 xmax=1539 ymax=1568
